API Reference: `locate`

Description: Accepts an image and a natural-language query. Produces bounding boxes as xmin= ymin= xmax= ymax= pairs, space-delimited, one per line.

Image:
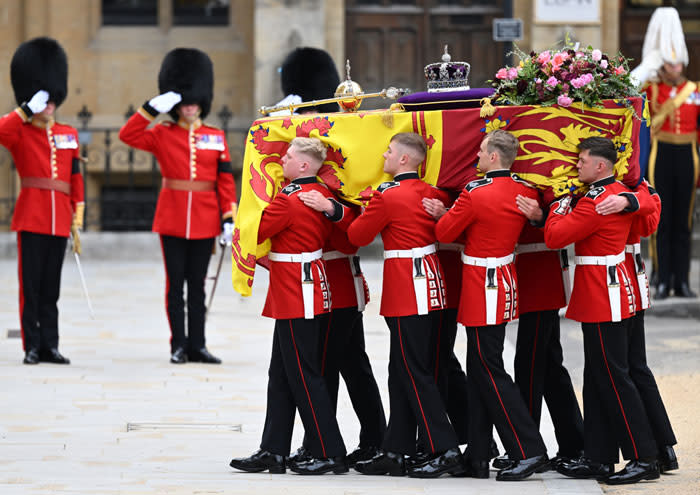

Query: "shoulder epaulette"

xmin=465 ymin=177 xmax=492 ymax=192
xmin=511 ymin=173 xmax=535 ymax=188
xmin=585 ymin=186 xmax=605 ymax=200
xmin=159 ymin=121 xmax=174 ymax=127
xmin=280 ymin=183 xmax=302 ymax=196
xmin=377 ymin=181 xmax=399 ymax=193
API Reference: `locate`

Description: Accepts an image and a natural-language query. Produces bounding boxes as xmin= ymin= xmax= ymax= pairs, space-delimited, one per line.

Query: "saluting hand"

xmin=422 ymin=197 xmax=447 ymax=220
xmin=299 ymin=190 xmax=334 ymax=214
xmin=148 ymin=91 xmax=182 ymax=113
xmin=27 ymin=90 xmax=49 ymax=115
xmin=516 ymin=194 xmax=543 ymax=222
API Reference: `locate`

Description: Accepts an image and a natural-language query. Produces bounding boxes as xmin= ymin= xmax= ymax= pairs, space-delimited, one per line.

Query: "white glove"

xmin=268 ymin=94 xmax=302 ymax=116
xmin=148 ymin=91 xmax=182 ymax=114
xmin=221 ymin=222 xmax=234 ymax=246
xmin=553 ymin=196 xmax=572 ymax=216
xmin=27 ymin=90 xmax=49 ymax=115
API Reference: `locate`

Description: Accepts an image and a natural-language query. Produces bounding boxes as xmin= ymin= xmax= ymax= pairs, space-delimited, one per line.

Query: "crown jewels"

xmin=424 ymin=45 xmax=470 ymax=93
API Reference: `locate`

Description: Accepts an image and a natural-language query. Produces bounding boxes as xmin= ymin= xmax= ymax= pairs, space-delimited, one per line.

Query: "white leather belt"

xmin=575 ymin=250 xmax=625 ymax=322
xmin=626 ymin=242 xmax=649 ymax=310
xmin=514 ymin=242 xmax=552 ymax=254
xmin=269 ymin=249 xmax=323 ymax=319
xmin=323 ymin=250 xmax=366 ymax=311
xmin=437 ymin=242 xmax=464 ymax=252
xmin=384 ymin=244 xmax=436 ymax=315
xmin=461 ymin=253 xmax=514 ymax=324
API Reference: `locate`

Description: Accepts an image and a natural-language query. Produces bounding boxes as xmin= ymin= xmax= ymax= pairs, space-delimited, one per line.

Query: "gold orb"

xmin=334 ymin=79 xmax=364 ymax=112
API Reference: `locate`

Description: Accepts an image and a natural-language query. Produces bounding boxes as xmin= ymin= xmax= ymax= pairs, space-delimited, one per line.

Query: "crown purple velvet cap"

xmin=397 ymin=87 xmax=495 ymax=111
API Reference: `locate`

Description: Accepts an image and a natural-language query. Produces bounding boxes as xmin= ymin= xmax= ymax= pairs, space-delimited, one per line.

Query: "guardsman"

xmin=427 ymin=129 xmax=549 ymax=481
xmin=304 ymin=132 xmax=463 ymax=478
xmin=631 ymin=7 xmax=699 ymax=299
xmin=587 ymin=179 xmax=678 ymax=475
xmin=229 ymin=137 xmax=348 ymax=476
xmin=489 ymin=199 xmax=584 ymax=470
xmin=545 ymin=137 xmax=660 ymax=485
xmin=289 ymin=200 xmax=388 ymax=468
xmin=0 ymin=37 xmax=84 ymax=365
xmin=120 ymin=48 xmax=237 ymax=365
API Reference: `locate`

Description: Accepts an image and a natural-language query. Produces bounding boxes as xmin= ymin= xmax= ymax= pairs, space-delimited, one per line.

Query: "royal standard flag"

xmin=232 ymin=97 xmax=643 ymax=296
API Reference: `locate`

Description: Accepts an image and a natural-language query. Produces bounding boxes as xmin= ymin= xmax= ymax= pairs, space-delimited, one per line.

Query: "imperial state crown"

xmin=424 ymin=45 xmax=470 ymax=92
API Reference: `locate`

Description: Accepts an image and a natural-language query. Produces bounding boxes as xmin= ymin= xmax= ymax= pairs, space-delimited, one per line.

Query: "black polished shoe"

xmin=658 ymin=445 xmax=678 ymax=473
xmin=229 ymin=449 xmax=286 ymax=473
xmin=288 ymin=445 xmax=313 ymax=466
xmin=346 ymin=446 xmax=380 ymax=468
xmin=408 ymin=448 xmax=464 ymax=478
xmin=674 ymin=283 xmax=697 ymax=298
xmin=461 ymin=458 xmax=490 ymax=479
xmin=492 ymin=454 xmax=513 ymax=470
xmin=548 ymin=452 xmax=581 ymax=472
xmin=605 ymin=459 xmax=660 ymax=485
xmin=188 ymin=347 xmax=221 ymax=364
xmin=655 ymin=282 xmax=670 ymax=300
xmin=496 ymin=454 xmax=549 ymax=481
xmin=556 ymin=457 xmax=614 ymax=479
xmin=354 ymin=450 xmax=406 ymax=476
xmin=289 ymin=455 xmax=348 ymax=475
xmin=170 ymin=347 xmax=187 ymax=364
xmin=41 ymin=348 xmax=70 ymax=364
xmin=406 ymin=449 xmax=431 ymax=469
xmin=23 ymin=348 xmax=39 ymax=365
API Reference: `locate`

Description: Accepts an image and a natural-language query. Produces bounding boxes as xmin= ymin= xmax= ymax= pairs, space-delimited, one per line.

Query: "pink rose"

xmin=507 ymin=67 xmax=519 ymax=80
xmin=571 ymin=77 xmax=584 ymax=89
xmin=583 ymin=73 xmax=594 ymax=84
xmin=496 ymin=68 xmax=509 ymax=79
xmin=557 ymin=94 xmax=573 ymax=107
xmin=614 ymin=66 xmax=626 ymax=76
xmin=576 ymin=51 xmax=584 ymax=58
xmin=537 ymin=50 xmax=552 ymax=64
xmin=552 ymin=52 xmax=567 ymax=66
xmin=600 ymin=59 xmax=608 ymax=69
xmin=551 ymin=63 xmax=562 ymax=73
xmin=546 ymin=76 xmax=558 ymax=88
xmin=591 ymin=49 xmax=602 ymax=62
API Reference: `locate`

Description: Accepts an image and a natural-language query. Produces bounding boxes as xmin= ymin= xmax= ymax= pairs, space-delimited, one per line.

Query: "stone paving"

xmin=1 ymin=232 xmax=695 ymax=494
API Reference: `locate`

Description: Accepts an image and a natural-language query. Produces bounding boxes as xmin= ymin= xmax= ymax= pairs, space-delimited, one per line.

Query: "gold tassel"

xmin=381 ymin=110 xmax=395 ymax=128
xmin=479 ymin=97 xmax=496 ymax=118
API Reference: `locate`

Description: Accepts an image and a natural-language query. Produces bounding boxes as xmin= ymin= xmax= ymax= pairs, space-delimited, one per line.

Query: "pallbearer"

xmin=120 ymin=48 xmax=237 ymax=364
xmin=0 ymin=37 xmax=84 ymax=365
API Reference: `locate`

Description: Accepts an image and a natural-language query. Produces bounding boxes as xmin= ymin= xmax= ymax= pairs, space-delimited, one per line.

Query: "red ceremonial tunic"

xmin=119 ymin=104 xmax=237 ymax=239
xmin=515 ymin=223 xmax=567 ymax=314
xmin=324 ymin=226 xmax=369 ymax=310
xmin=0 ymin=109 xmax=84 ymax=237
xmin=345 ymin=172 xmax=448 ymax=317
xmin=646 ymin=79 xmax=700 ymax=143
xmin=258 ymin=176 xmax=335 ymax=319
xmin=545 ymin=176 xmax=637 ymax=323
xmin=624 ymin=180 xmax=661 ymax=311
xmin=436 ymin=169 xmax=538 ymax=327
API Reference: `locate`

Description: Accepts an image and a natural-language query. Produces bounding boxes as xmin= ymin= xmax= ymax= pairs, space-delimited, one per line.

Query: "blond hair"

xmin=290 ymin=137 xmax=327 ymax=164
xmin=485 ymin=130 xmax=519 ymax=168
xmin=391 ymin=132 xmax=427 ymax=163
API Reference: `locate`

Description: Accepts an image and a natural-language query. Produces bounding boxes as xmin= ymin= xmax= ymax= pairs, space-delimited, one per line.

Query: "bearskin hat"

xmin=281 ymin=47 xmax=340 ymax=113
xmin=11 ymin=37 xmax=68 ymax=108
xmin=158 ymin=48 xmax=214 ymax=121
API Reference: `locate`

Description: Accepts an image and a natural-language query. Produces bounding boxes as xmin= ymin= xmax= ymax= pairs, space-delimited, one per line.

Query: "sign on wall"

xmin=535 ymin=0 xmax=601 ymax=24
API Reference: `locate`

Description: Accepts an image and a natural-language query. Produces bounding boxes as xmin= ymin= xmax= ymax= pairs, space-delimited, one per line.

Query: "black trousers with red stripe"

xmin=465 ymin=324 xmax=546 ymax=462
xmin=160 ymin=235 xmax=214 ymax=353
xmin=581 ymin=319 xmax=658 ymax=463
xmin=17 ymin=231 xmax=67 ymax=353
xmin=628 ymin=311 xmax=676 ymax=448
xmin=514 ymin=310 xmax=584 ymax=457
xmin=261 ymin=316 xmax=346 ymax=458
xmin=382 ymin=314 xmax=458 ymax=455
xmin=430 ymin=308 xmax=469 ymax=445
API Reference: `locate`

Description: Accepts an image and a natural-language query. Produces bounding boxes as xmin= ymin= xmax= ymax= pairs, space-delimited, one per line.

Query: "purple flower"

xmin=557 ymin=94 xmax=573 ymax=107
